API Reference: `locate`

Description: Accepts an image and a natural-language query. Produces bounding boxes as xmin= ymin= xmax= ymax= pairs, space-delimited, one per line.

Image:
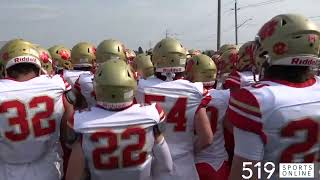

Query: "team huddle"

xmin=0 ymin=13 xmax=319 ymax=180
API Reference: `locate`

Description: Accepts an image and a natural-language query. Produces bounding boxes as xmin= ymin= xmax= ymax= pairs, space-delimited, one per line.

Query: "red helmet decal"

xmin=273 ymin=42 xmax=288 ymax=55
xmin=186 ymin=59 xmax=195 ymax=72
xmin=229 ymin=52 xmax=239 ymax=64
xmin=245 ymin=44 xmax=256 ymax=63
xmin=2 ymin=52 xmax=9 ymax=61
xmin=258 ymin=20 xmax=278 ymax=41
xmin=59 ymin=49 xmax=71 ymax=61
xmin=40 ymin=52 xmax=49 ymax=63
xmin=308 ymin=34 xmax=318 ymax=43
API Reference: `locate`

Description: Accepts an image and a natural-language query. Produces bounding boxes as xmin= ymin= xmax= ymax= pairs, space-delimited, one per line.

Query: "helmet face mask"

xmin=71 ymin=42 xmax=96 ymax=69
xmin=94 ymin=59 xmax=137 ymax=110
xmin=256 ymin=14 xmax=320 ymax=67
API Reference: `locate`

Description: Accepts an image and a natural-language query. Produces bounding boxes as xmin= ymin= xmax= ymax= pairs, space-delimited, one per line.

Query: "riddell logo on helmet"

xmin=291 ymin=58 xmax=317 ymax=65
xmin=14 ymin=56 xmax=37 ymax=63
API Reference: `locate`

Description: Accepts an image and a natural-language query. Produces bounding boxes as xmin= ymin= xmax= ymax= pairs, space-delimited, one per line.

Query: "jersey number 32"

xmin=0 ymin=96 xmax=56 ymax=142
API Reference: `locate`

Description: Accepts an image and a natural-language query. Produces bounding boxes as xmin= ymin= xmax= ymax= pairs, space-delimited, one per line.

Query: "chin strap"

xmin=161 ymin=72 xmax=176 ymax=81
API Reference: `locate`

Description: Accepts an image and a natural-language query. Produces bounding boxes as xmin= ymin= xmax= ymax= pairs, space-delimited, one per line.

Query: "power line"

xmin=239 ymin=0 xmax=286 ymax=10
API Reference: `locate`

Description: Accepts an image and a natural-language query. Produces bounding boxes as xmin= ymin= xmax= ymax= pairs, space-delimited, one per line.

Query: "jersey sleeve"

xmin=223 ymin=71 xmax=241 ymax=90
xmin=196 ymin=94 xmax=212 ymax=113
xmin=227 ymin=88 xmax=267 ymax=144
xmin=154 ymin=103 xmax=166 ymax=123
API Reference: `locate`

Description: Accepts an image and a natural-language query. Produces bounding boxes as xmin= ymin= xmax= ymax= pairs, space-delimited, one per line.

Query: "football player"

xmin=136 ymin=38 xmax=213 ymax=180
xmin=186 ymin=54 xmax=230 ymax=180
xmin=185 ymin=54 xmax=217 ymax=89
xmin=0 ymin=39 xmax=74 ymax=180
xmin=66 ymin=60 xmax=173 ymax=180
xmin=223 ymin=41 xmax=258 ymax=90
xmin=216 ymin=48 xmax=239 ymax=90
xmin=228 ymin=14 xmax=320 ymax=180
xmin=73 ymin=39 xmax=129 ymax=109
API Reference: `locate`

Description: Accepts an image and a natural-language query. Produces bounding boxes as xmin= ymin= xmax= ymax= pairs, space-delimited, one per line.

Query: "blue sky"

xmin=1 ymin=0 xmax=320 ymax=50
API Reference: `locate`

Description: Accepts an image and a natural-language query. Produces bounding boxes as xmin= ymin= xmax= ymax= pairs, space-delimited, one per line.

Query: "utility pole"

xmin=165 ymin=29 xmax=169 ymax=38
xmin=217 ymin=0 xmax=221 ymax=50
xmin=235 ymin=0 xmax=238 ymax=45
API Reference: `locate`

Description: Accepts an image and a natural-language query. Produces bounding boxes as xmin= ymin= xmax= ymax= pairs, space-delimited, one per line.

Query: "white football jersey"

xmin=62 ymin=69 xmax=91 ymax=87
xmin=228 ymin=77 xmax=320 ymax=179
xmin=137 ymin=78 xmax=209 ymax=180
xmin=195 ymin=89 xmax=230 ymax=171
xmin=72 ymin=104 xmax=165 ymax=180
xmin=74 ymin=73 xmax=95 ymax=107
xmin=0 ymin=75 xmax=70 ymax=164
xmin=223 ymin=70 xmax=256 ymax=89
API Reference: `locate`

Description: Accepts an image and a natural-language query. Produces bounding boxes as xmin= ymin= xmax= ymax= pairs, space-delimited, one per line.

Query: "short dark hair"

xmin=263 ymin=65 xmax=311 ymax=83
xmin=6 ymin=63 xmax=40 ymax=79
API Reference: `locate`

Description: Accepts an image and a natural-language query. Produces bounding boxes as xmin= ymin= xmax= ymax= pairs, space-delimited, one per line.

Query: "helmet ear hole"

xmin=118 ymin=46 xmax=120 ymax=52
xmin=56 ymin=50 xmax=59 ymax=54
xmin=88 ymin=48 xmax=90 ymax=53
xmin=127 ymin=71 xmax=131 ymax=78
xmin=281 ymin=19 xmax=287 ymax=26
xmin=293 ymin=35 xmax=302 ymax=39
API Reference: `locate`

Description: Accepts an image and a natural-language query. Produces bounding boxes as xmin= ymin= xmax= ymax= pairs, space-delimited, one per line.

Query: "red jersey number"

xmin=91 ymin=127 xmax=147 ymax=169
xmin=280 ymin=118 xmax=319 ymax=163
xmin=145 ymin=94 xmax=187 ymax=132
xmin=1 ymin=96 xmax=56 ymax=142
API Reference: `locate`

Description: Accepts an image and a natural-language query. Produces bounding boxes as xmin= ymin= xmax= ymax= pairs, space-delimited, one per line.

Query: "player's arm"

xmin=60 ymin=94 xmax=76 ymax=144
xmin=229 ymin=128 xmax=264 ymax=180
xmin=151 ymin=104 xmax=173 ymax=173
xmin=194 ymin=107 xmax=213 ymax=153
xmin=73 ymin=78 xmax=89 ymax=110
xmin=152 ymin=125 xmax=173 ymax=174
xmin=66 ymin=140 xmax=86 ymax=180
